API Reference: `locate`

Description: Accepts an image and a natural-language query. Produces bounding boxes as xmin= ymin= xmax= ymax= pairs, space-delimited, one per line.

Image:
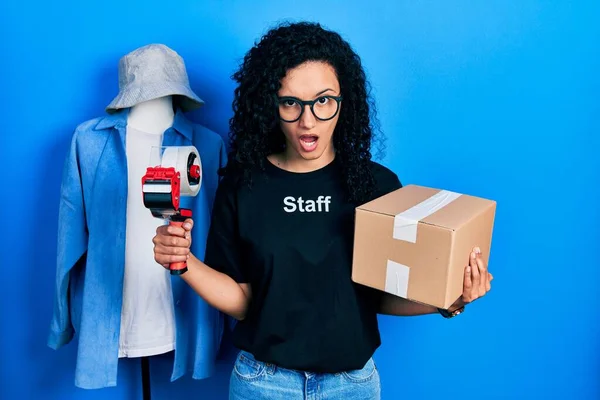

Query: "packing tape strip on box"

xmin=385 ymin=190 xmax=462 ymax=298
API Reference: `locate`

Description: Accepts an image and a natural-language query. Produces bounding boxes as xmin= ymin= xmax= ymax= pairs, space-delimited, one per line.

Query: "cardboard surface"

xmin=352 ymin=184 xmax=496 ymax=309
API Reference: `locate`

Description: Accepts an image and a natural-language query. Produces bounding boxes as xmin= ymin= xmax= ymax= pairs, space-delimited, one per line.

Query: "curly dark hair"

xmin=225 ymin=21 xmax=385 ymax=204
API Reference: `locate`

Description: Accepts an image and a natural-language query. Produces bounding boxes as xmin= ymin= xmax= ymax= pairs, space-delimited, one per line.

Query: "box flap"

xmin=358 ymin=184 xmax=496 ymax=231
xmin=358 ymin=185 xmax=441 ymax=216
xmin=422 ymin=193 xmax=496 ymax=230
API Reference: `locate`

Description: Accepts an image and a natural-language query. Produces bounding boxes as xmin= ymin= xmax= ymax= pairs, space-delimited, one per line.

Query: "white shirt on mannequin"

xmin=118 ymin=96 xmax=177 ymax=358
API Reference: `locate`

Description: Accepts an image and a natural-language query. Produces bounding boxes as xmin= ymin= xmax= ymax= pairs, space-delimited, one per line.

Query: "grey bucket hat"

xmin=106 ymin=44 xmax=204 ymax=114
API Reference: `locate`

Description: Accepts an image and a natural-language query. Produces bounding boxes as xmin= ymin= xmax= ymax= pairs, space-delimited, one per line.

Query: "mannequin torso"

xmin=118 ymin=96 xmax=177 ymax=358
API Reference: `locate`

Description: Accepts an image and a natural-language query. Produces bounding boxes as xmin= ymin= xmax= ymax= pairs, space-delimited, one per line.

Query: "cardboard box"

xmin=352 ymin=184 xmax=496 ymax=309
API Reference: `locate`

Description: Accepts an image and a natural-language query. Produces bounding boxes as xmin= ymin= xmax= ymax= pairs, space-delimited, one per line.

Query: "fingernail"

xmin=187 ymin=254 xmax=190 ymax=259
xmin=471 ymin=252 xmax=476 ymax=259
xmin=466 ymin=266 xmax=471 ymax=273
xmin=475 ymin=247 xmax=481 ymax=254
xmin=184 ymin=223 xmax=191 ymax=229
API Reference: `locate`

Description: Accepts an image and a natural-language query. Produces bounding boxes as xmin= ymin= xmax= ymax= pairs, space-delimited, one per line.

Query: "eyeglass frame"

xmin=276 ymin=95 xmax=343 ymax=123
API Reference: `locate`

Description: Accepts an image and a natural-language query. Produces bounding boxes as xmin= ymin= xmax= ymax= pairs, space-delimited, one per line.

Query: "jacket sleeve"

xmin=47 ymin=132 xmax=88 ymax=349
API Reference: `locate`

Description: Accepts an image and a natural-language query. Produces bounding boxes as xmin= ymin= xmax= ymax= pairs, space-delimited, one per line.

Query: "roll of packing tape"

xmin=160 ymin=146 xmax=202 ymax=196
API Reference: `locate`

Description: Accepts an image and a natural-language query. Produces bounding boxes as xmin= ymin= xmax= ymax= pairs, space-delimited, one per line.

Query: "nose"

xmin=298 ymin=104 xmax=316 ymax=129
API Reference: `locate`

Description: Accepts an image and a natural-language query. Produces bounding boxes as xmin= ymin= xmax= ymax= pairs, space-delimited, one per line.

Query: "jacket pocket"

xmin=233 ymin=351 xmax=267 ymax=381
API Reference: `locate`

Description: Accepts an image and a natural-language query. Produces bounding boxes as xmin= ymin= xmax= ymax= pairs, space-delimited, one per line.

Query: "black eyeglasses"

xmin=277 ymin=95 xmax=343 ymax=123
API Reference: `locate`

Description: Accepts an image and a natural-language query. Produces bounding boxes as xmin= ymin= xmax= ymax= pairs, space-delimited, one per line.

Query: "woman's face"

xmin=277 ymin=61 xmax=341 ymax=164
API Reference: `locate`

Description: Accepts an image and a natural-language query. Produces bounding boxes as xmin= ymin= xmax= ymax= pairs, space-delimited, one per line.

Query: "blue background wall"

xmin=2 ymin=1 xmax=599 ymax=399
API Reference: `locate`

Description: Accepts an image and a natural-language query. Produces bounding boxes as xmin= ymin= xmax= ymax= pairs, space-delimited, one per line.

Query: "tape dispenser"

xmin=141 ymin=146 xmax=202 ymax=275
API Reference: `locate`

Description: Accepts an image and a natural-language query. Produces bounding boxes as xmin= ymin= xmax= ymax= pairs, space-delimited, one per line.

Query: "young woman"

xmin=152 ymin=21 xmax=493 ymax=399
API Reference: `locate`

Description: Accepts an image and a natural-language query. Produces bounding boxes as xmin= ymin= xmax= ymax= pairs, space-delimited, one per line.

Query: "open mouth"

xmin=299 ymin=135 xmax=319 ymax=152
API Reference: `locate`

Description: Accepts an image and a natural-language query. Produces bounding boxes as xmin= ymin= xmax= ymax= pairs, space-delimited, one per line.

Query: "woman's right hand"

xmin=152 ymin=218 xmax=194 ymax=269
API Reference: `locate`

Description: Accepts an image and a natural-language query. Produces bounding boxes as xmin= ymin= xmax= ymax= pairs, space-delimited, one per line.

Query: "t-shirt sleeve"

xmin=203 ymin=174 xmax=248 ymax=283
xmin=372 ymin=163 xmax=403 ymax=199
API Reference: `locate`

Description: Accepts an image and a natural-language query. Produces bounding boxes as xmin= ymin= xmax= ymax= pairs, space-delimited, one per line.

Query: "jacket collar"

xmin=94 ymin=107 xmax=194 ymax=140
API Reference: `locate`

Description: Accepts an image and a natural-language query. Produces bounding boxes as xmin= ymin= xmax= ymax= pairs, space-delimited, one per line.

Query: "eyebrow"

xmin=315 ymin=88 xmax=335 ymax=96
xmin=279 ymin=88 xmax=337 ymax=99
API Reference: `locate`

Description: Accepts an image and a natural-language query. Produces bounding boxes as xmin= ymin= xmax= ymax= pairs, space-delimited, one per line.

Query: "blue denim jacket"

xmin=47 ymin=108 xmax=227 ymax=389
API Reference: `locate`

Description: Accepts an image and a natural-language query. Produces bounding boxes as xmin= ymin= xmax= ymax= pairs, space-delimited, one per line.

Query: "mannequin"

xmin=48 ymin=43 xmax=227 ymax=391
xmin=119 ymin=96 xmax=178 ymax=400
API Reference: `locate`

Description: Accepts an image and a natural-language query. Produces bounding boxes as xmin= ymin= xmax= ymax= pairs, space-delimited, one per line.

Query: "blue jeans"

xmin=229 ymin=350 xmax=381 ymax=400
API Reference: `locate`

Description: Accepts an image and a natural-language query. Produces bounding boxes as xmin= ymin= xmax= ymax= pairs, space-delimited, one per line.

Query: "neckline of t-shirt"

xmin=264 ymin=155 xmax=340 ymax=180
xmin=127 ymin=125 xmax=164 ymax=137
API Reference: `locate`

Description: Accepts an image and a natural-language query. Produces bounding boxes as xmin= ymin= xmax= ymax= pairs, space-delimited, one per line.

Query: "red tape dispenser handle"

xmin=141 ymin=146 xmax=202 ymax=276
xmin=168 ymin=209 xmax=192 ymax=275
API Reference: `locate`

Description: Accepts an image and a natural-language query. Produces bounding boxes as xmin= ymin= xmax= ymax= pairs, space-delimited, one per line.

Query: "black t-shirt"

xmin=204 ymin=156 xmax=402 ymax=373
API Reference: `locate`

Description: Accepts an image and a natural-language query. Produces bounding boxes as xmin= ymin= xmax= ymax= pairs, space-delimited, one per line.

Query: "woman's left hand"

xmin=451 ymin=247 xmax=493 ymax=310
